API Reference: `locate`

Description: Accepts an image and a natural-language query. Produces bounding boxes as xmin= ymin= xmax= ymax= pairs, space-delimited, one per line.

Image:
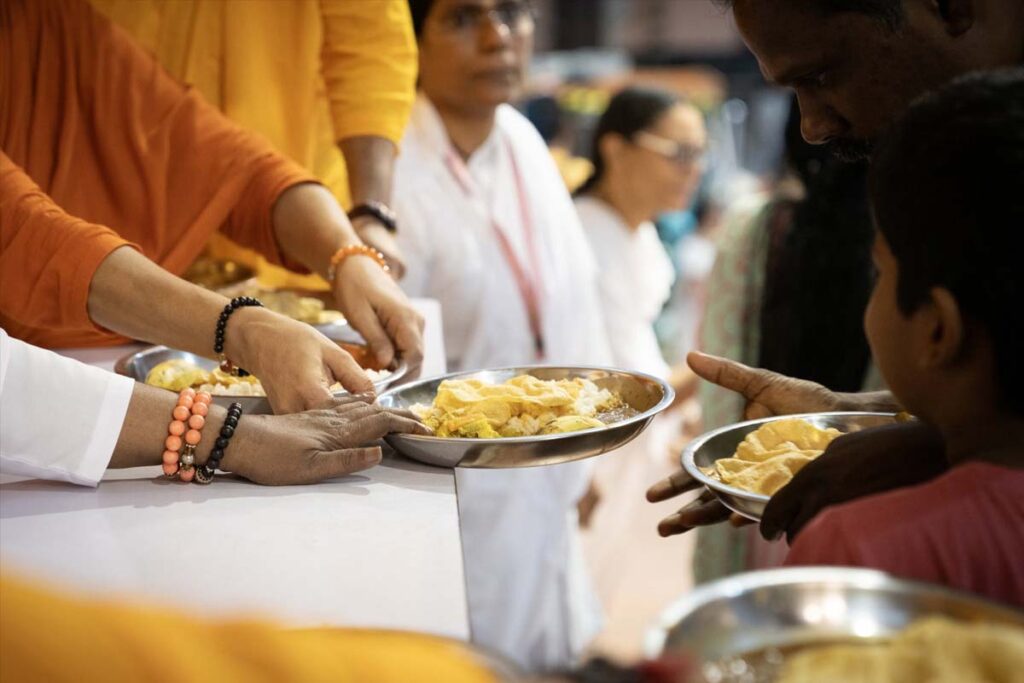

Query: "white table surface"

xmin=0 ymin=299 xmax=469 ymax=638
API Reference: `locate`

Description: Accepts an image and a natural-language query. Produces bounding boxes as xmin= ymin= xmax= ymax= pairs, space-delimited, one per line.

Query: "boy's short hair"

xmin=868 ymin=68 xmax=1024 ymax=414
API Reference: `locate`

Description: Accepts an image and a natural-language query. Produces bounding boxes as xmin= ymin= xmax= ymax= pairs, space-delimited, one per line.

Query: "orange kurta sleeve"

xmin=0 ymin=573 xmax=499 ymax=683
xmin=0 ymin=0 xmax=318 ymax=348
xmin=0 ymin=153 xmax=137 ymax=335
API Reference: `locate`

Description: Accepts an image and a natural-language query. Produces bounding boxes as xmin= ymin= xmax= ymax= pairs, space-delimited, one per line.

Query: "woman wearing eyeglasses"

xmin=393 ymin=0 xmax=612 ymax=673
xmin=575 ymin=87 xmax=707 ymax=382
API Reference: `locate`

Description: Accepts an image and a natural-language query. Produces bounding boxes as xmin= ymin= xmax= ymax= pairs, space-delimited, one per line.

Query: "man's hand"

xmin=646 ymin=470 xmax=747 ymax=536
xmin=688 ymin=351 xmax=846 ymax=419
xmin=761 ymin=420 xmax=948 ymax=543
xmin=647 ymin=353 xmax=909 ymax=538
xmin=644 ymin=352 xmax=848 ymax=537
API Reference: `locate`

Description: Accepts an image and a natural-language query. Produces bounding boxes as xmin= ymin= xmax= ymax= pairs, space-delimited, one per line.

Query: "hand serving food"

xmin=331 ymin=254 xmax=424 ymax=378
xmin=224 ymin=306 xmax=378 ymax=413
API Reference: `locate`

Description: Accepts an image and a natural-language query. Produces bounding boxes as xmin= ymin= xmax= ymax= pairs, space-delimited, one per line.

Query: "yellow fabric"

xmin=91 ymin=0 xmax=417 ymax=290
xmin=0 ymin=573 xmax=496 ymax=683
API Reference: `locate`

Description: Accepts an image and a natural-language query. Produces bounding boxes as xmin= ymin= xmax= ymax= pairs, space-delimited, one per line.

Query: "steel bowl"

xmin=682 ymin=412 xmax=898 ymax=522
xmin=376 ymin=366 xmax=674 ymax=468
xmin=115 ymin=344 xmax=408 ymax=415
xmin=646 ymin=566 xmax=1024 ymax=666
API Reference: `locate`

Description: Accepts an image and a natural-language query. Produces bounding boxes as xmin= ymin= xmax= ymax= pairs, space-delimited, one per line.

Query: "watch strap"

xmin=348 ymin=201 xmax=398 ymax=233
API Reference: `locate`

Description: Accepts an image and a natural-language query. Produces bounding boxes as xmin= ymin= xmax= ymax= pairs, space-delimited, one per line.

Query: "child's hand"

xmin=760 ymin=421 xmax=948 ymax=542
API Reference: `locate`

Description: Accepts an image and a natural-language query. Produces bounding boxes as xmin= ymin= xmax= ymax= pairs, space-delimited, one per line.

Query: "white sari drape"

xmin=393 ymin=96 xmax=612 ymax=670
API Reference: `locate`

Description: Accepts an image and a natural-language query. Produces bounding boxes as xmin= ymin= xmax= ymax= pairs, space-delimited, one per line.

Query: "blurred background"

xmin=522 ymin=0 xmax=788 ymax=365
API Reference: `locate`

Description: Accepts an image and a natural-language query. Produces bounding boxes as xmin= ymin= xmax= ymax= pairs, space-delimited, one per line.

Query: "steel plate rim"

xmin=681 ymin=411 xmax=900 ymax=506
xmin=377 ymin=364 xmax=675 ymax=445
xmin=114 ymin=345 xmax=409 ymax=394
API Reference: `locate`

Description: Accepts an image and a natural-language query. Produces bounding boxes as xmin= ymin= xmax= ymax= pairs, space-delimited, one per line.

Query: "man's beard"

xmin=828 ymin=137 xmax=874 ymax=162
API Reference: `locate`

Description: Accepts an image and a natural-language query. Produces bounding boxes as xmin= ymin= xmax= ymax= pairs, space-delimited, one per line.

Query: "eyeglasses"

xmin=633 ymin=130 xmax=707 ymax=167
xmin=440 ymin=1 xmax=535 ymax=36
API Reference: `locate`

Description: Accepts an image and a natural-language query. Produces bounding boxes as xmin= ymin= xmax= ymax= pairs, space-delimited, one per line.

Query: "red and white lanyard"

xmin=444 ymin=137 xmax=546 ymax=360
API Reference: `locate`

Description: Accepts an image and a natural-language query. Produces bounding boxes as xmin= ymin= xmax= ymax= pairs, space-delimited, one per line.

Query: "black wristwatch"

xmin=348 ymin=201 xmax=398 ymax=233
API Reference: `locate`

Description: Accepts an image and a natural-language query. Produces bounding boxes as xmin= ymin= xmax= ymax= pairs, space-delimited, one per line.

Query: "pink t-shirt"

xmin=785 ymin=461 xmax=1024 ymax=608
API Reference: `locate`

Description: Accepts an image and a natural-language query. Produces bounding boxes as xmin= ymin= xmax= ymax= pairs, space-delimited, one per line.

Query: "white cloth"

xmin=576 ymin=196 xmax=675 ymax=380
xmin=393 ymin=96 xmax=612 ymax=671
xmin=0 ymin=328 xmax=133 ymax=486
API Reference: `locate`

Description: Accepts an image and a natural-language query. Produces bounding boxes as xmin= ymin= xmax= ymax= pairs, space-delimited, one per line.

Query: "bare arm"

xmin=340 ymin=135 xmax=406 ymax=279
xmin=341 ymin=136 xmax=398 ymax=206
xmin=107 ymin=383 xmax=430 ymax=485
xmin=107 ymin=382 xmax=224 ymax=469
xmin=87 ymin=246 xmax=375 ymax=412
xmin=273 ymin=183 xmax=424 ymax=373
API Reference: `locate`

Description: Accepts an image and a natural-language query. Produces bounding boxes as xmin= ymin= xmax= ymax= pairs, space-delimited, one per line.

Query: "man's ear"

xmin=931 ymin=0 xmax=975 ymax=36
xmin=919 ymin=286 xmax=966 ymax=369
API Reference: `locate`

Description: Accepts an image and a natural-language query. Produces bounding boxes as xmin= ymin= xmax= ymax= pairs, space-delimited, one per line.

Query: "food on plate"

xmin=706 ymin=418 xmax=843 ymax=495
xmin=412 ymin=375 xmax=626 ymax=438
xmin=145 ymin=358 xmax=389 ymax=397
xmin=221 ymin=285 xmax=344 ymax=325
xmin=777 ymin=617 xmax=1024 ymax=683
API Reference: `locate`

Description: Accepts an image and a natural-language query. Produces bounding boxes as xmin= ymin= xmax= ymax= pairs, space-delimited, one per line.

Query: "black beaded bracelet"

xmin=194 ymin=402 xmax=243 ymax=485
xmin=214 ymin=297 xmax=262 ymax=377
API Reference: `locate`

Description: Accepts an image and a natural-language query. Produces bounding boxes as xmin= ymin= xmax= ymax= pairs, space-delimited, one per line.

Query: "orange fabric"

xmin=91 ymin=0 xmax=418 ymax=292
xmin=0 ymin=0 xmax=317 ymax=348
xmin=0 ymin=573 xmax=498 ymax=683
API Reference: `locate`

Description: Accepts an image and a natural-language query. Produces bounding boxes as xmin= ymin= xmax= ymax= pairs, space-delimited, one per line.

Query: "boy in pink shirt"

xmin=784 ymin=69 xmax=1024 ymax=608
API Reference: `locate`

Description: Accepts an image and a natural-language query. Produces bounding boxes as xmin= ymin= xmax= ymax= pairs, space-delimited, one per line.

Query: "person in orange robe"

xmin=0 ymin=0 xmax=423 ymax=413
xmin=90 ymin=0 xmax=417 ymax=283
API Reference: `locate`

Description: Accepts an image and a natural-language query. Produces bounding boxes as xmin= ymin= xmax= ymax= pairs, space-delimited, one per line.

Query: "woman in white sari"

xmin=392 ymin=0 xmax=612 ymax=672
xmin=572 ymin=87 xmax=706 ymax=608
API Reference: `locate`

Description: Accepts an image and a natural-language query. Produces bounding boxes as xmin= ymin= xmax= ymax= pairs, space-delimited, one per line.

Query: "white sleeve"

xmin=0 ymin=329 xmax=134 ymax=486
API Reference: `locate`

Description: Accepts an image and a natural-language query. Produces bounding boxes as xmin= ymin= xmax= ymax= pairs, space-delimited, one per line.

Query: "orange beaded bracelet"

xmin=162 ymin=388 xmax=212 ymax=482
xmin=327 ymin=244 xmax=389 ymax=282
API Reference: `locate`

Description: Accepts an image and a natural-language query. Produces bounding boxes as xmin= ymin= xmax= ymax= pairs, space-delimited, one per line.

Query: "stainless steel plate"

xmin=376 ymin=365 xmax=674 ymax=469
xmin=647 ymin=566 xmax=1024 ymax=663
xmin=115 ymin=345 xmax=408 ymax=415
xmin=314 ymin=318 xmax=360 ymax=342
xmin=682 ymin=412 xmax=898 ymax=521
